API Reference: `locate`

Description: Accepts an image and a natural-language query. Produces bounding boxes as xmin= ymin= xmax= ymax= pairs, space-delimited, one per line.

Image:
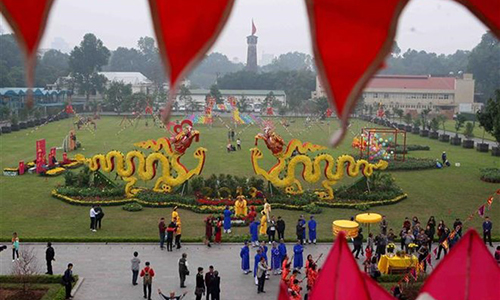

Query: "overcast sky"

xmin=1 ymin=0 xmax=491 ymax=62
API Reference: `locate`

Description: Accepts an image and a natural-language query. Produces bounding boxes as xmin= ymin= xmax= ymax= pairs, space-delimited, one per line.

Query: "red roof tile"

xmin=366 ymin=75 xmax=455 ymax=90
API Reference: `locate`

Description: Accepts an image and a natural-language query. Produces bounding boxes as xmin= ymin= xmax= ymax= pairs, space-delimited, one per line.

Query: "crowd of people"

xmin=158 ymin=207 xmax=183 ymax=251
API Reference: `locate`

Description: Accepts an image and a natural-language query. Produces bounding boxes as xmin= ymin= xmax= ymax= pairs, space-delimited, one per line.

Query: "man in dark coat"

xmin=210 ymin=271 xmax=221 ymax=300
xmin=351 ymin=228 xmax=364 ymax=259
xmin=62 ymin=263 xmax=75 ymax=300
xmin=277 ymin=216 xmax=286 ymax=240
xmin=178 ymin=253 xmax=189 ymax=288
xmin=204 ymin=265 xmax=215 ymax=300
xmin=45 ymin=242 xmax=55 ymax=275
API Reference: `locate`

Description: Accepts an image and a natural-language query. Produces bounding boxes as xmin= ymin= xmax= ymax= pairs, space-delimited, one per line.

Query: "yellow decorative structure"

xmin=76 ymin=123 xmax=207 ymax=197
xmin=251 ymin=131 xmax=389 ymax=200
xmin=332 ymin=220 xmax=359 ymax=238
xmin=260 ymin=212 xmax=268 ymax=235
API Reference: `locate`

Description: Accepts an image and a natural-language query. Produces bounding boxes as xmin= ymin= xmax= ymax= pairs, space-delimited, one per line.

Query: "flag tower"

xmin=246 ymin=19 xmax=258 ymax=72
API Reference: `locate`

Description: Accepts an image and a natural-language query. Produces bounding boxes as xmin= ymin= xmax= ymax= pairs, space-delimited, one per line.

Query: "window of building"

xmin=384 ymin=93 xmax=389 ymax=99
xmin=444 ymin=94 xmax=449 ymax=99
xmin=373 ymin=93 xmax=378 ymax=99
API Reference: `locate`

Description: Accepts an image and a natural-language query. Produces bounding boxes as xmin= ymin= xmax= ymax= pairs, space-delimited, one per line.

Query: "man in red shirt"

xmin=140 ymin=262 xmax=155 ymax=300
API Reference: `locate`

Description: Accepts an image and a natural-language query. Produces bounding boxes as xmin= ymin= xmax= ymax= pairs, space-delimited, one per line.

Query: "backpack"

xmin=143 ymin=269 xmax=152 ymax=285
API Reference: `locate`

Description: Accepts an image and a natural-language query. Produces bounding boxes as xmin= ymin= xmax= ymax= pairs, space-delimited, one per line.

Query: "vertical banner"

xmin=35 ymin=139 xmax=46 ymax=173
xmin=18 ymin=161 xmax=25 ymax=175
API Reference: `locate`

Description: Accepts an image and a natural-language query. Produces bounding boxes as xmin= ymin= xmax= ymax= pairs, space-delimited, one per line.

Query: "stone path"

xmin=0 ymin=242 xmax=498 ymax=300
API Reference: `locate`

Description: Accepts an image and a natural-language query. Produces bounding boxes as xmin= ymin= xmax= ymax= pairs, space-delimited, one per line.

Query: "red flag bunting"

xmin=419 ymin=229 xmax=500 ymax=300
xmin=477 ymin=205 xmax=485 ymax=217
xmin=487 ymin=196 xmax=494 ymax=207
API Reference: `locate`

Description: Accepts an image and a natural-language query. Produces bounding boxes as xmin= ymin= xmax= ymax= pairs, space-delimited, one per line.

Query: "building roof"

xmin=99 ymin=72 xmax=152 ymax=85
xmin=187 ymin=89 xmax=286 ymax=96
xmin=0 ymin=88 xmax=68 ymax=97
xmin=366 ymin=75 xmax=456 ymax=91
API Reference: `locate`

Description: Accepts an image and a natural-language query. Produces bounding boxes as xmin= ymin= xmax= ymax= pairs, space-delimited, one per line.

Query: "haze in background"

xmin=0 ymin=0 xmax=489 ymax=60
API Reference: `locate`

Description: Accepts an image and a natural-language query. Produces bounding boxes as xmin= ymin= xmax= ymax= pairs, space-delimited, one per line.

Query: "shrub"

xmin=354 ymin=204 xmax=370 ymax=211
xmin=135 ymin=191 xmax=197 ymax=205
xmin=384 ymin=157 xmax=435 ymax=171
xmin=304 ymin=203 xmax=323 ymax=214
xmin=56 ymin=186 xmax=124 ymax=198
xmin=480 ymin=168 xmax=500 ymax=183
xmin=64 ymin=171 xmax=76 ymax=187
xmin=122 ymin=203 xmax=143 ymax=212
xmin=190 ymin=176 xmax=204 ymax=193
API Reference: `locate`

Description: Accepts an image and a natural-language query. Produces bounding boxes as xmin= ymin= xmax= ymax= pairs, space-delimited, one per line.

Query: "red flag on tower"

xmin=252 ymin=19 xmax=257 ymax=35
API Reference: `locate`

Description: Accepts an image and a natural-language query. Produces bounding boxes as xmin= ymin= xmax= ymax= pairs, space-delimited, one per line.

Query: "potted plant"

xmin=404 ymin=113 xmax=413 ymax=132
xmin=412 ymin=119 xmax=420 ymax=134
xmin=1 ymin=125 xmax=11 ymax=133
xmin=450 ymin=113 xmax=466 ymax=145
xmin=462 ymin=122 xmax=475 ymax=148
xmin=436 ymin=115 xmax=449 ymax=142
xmin=420 ymin=118 xmax=429 ymax=137
xmin=34 ymin=110 xmax=41 ymax=125
xmin=10 ymin=115 xmax=19 ymax=131
xmin=429 ymin=118 xmax=439 ymax=139
xmin=477 ymin=91 xmax=500 ymax=156
xmin=18 ymin=108 xmax=27 ymax=129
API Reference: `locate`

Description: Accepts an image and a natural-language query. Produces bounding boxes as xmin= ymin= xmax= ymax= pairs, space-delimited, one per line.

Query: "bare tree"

xmin=11 ymin=247 xmax=40 ymax=296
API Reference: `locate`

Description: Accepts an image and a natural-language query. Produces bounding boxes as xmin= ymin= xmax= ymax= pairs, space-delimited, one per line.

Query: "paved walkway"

xmin=1 ymin=242 xmax=498 ymax=300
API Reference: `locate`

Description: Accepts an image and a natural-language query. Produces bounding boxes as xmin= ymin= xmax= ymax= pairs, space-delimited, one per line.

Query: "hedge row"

xmin=480 ymin=168 xmax=500 ymax=183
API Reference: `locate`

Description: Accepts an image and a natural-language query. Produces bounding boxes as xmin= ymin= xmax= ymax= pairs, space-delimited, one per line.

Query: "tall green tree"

xmin=209 ymin=84 xmax=223 ymax=104
xmin=106 ymin=47 xmax=142 ymax=72
xmin=261 ymin=51 xmax=313 ymax=71
xmin=468 ymin=31 xmax=500 ymax=102
xmin=137 ymin=37 xmax=165 ymax=92
xmin=69 ymin=33 xmax=110 ymax=102
xmin=477 ymin=90 xmax=500 ymax=145
xmin=104 ymin=81 xmax=132 ymax=112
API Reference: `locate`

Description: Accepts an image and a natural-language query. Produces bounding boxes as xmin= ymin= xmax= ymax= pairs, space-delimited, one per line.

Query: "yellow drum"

xmin=332 ymin=220 xmax=359 ymax=238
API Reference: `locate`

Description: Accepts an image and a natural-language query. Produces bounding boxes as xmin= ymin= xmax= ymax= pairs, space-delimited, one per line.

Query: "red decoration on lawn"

xmin=418 ymin=230 xmax=500 ymax=300
xmin=148 ymin=0 xmax=235 ymax=122
xmin=309 ymin=231 xmax=393 ymax=300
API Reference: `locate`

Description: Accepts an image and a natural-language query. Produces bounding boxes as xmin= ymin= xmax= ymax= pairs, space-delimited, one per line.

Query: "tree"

xmin=403 ymin=113 xmax=412 ymax=125
xmin=106 ymin=47 xmax=142 ymax=72
xmin=278 ymin=104 xmax=287 ymax=116
xmin=237 ymin=96 xmax=250 ymax=112
xmin=477 ymin=90 xmax=500 ymax=145
xmin=264 ymin=92 xmax=276 ymax=107
xmin=393 ymin=108 xmax=404 ymax=123
xmin=463 ymin=122 xmax=475 ymax=140
xmin=209 ymin=84 xmax=223 ymax=104
xmin=69 ymin=33 xmax=110 ymax=102
xmin=437 ymin=114 xmax=447 ymax=132
xmin=454 ymin=113 xmax=466 ymax=137
xmin=137 ymin=36 xmax=165 ymax=92
xmin=178 ymin=84 xmax=192 ymax=102
xmin=430 ymin=118 xmax=439 ymax=132
xmin=468 ymin=32 xmax=500 ymax=102
xmin=105 ymin=81 xmax=132 ymax=112
xmin=261 ymin=51 xmax=313 ymax=71
xmin=313 ymin=97 xmax=330 ymax=115
xmin=420 ymin=108 xmax=432 ymax=130
xmin=189 ymin=52 xmax=244 ymax=88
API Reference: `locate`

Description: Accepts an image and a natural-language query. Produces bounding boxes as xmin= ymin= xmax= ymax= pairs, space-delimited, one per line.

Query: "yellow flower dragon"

xmin=250 ymin=127 xmax=388 ymax=200
xmin=76 ymin=120 xmax=207 ymax=197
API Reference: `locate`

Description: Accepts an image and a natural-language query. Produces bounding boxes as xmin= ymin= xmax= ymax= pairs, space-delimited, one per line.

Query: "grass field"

xmin=0 ymin=116 xmax=498 ymax=241
xmin=443 ymin=119 xmax=495 ymax=141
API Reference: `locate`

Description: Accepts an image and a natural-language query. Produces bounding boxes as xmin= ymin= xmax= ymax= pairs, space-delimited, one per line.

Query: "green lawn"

xmin=443 ymin=119 xmax=495 ymax=142
xmin=0 ymin=116 xmax=498 ymax=241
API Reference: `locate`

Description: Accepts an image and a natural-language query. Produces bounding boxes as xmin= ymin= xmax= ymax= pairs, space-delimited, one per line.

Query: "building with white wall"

xmin=99 ymin=72 xmax=153 ymax=95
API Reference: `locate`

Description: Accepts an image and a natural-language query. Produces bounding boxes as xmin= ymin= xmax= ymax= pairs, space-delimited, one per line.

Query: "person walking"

xmin=159 ymin=218 xmax=166 ymax=250
xmin=140 ymin=262 xmax=155 ymax=300
xmin=62 ymin=263 xmax=75 ymax=300
xmin=94 ymin=205 xmax=104 ymax=230
xmin=483 ymin=216 xmax=493 ymax=247
xmin=131 ymin=251 xmax=141 ymax=286
xmin=210 ymin=271 xmax=221 ymax=300
xmin=277 ymin=216 xmax=286 ymax=240
xmin=45 ymin=242 xmax=55 ymax=275
xmin=178 ymin=253 xmax=189 ymax=288
xmin=89 ymin=206 xmax=98 ymax=232
xmin=11 ymin=232 xmax=19 ymax=262
xmin=195 ymin=267 xmax=205 ymax=300
xmin=436 ymin=227 xmax=449 ymax=260
xmin=296 ymin=219 xmax=305 ymax=245
xmin=204 ymin=266 xmax=215 ymax=300
xmin=166 ymin=221 xmax=176 ymax=252
xmin=175 ymin=219 xmax=182 ymax=249
xmin=257 ymin=256 xmax=269 ymax=293
xmin=352 ymin=228 xmax=364 ymax=259
xmin=158 ymin=289 xmax=187 ymax=300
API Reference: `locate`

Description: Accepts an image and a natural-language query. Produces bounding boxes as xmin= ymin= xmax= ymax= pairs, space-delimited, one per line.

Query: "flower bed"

xmin=3 ymin=167 xmax=18 ymax=176
xmin=196 ymin=197 xmax=264 ymax=206
xmin=44 ymin=167 xmax=66 ymax=176
xmin=61 ymin=161 xmax=83 ymax=169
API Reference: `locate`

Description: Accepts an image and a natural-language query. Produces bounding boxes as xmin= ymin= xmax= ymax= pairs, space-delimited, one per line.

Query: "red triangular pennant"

xmin=305 ymin=0 xmax=409 ymax=145
xmin=148 ymin=0 xmax=235 ymax=88
xmin=418 ymin=230 xmax=500 ymax=300
xmin=309 ymin=232 xmax=394 ymax=300
xmin=455 ymin=0 xmax=500 ymax=38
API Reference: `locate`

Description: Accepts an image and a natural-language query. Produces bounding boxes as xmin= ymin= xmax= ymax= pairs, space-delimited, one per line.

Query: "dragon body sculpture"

xmin=251 ymin=128 xmax=388 ymax=200
xmin=76 ymin=120 xmax=207 ymax=197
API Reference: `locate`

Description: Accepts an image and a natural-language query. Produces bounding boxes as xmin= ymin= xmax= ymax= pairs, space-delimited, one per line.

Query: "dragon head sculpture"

xmin=254 ymin=125 xmax=285 ymax=156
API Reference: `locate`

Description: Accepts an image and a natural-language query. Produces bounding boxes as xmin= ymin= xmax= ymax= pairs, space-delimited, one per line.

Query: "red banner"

xmin=35 ymin=139 xmax=46 ymax=173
